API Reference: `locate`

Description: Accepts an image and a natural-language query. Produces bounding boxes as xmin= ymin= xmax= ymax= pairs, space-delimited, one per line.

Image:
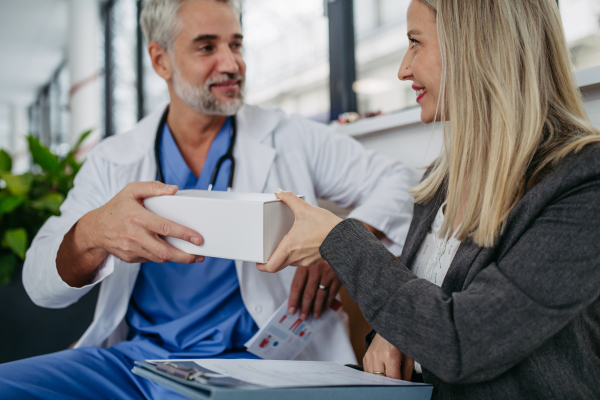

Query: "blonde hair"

xmin=413 ymin=0 xmax=600 ymax=247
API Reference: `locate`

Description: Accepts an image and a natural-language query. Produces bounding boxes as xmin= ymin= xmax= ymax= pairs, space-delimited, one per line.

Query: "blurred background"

xmin=0 ymin=0 xmax=599 ymax=365
xmin=0 ymin=0 xmax=598 ymax=169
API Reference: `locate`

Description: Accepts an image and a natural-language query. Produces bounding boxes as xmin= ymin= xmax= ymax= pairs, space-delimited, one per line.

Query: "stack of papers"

xmin=146 ymin=359 xmax=420 ymax=388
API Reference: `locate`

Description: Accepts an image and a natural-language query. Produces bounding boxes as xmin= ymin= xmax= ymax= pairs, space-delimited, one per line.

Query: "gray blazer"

xmin=321 ymin=143 xmax=600 ymax=399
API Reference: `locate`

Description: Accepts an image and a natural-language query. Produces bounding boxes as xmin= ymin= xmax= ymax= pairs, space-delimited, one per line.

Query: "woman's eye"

xmin=409 ymin=38 xmax=419 ymax=49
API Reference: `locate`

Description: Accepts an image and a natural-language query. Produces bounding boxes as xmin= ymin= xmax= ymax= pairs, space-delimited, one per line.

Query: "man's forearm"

xmin=56 ymin=210 xmax=108 ymax=288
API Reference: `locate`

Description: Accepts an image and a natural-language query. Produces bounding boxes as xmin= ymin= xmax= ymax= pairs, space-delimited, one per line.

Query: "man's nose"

xmin=216 ymin=46 xmax=240 ymax=74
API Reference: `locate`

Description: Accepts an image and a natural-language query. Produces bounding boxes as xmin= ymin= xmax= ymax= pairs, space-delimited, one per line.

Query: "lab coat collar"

xmin=96 ymin=103 xmax=282 ymax=167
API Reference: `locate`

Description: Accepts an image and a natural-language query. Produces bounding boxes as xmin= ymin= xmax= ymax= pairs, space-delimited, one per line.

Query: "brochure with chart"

xmin=244 ymin=299 xmax=343 ymax=360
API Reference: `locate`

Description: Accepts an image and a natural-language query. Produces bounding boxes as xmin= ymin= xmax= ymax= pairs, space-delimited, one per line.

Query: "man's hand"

xmin=363 ymin=333 xmax=414 ymax=381
xmin=288 ymin=261 xmax=341 ymax=320
xmin=57 ymin=181 xmax=204 ymax=287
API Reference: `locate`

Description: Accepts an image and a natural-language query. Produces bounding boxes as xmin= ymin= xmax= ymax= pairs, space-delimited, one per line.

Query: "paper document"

xmin=150 ymin=359 xmax=420 ymax=388
xmin=244 ymin=299 xmax=342 ymax=360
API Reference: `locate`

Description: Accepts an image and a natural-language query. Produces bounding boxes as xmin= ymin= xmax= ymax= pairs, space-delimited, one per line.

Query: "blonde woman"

xmin=258 ymin=0 xmax=600 ymax=398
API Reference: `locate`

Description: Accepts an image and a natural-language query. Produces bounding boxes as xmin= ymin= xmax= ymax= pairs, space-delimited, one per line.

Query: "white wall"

xmin=339 ymin=69 xmax=600 ymax=178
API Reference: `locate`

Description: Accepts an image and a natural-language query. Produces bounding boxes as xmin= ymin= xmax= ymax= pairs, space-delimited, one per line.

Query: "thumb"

xmin=275 ymin=189 xmax=305 ymax=214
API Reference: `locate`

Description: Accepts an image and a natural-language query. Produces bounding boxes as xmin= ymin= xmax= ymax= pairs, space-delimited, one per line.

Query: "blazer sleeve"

xmin=293 ymin=115 xmax=417 ymax=254
xmin=22 ymin=150 xmax=114 ymax=308
xmin=320 ymin=179 xmax=600 ymax=384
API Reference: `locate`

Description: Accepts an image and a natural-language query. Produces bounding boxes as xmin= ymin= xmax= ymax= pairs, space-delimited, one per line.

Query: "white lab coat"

xmin=23 ymin=104 xmax=416 ymax=365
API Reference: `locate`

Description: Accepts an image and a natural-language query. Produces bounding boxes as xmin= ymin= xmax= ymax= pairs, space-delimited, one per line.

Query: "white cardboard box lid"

xmin=172 ymin=190 xmax=303 ymax=203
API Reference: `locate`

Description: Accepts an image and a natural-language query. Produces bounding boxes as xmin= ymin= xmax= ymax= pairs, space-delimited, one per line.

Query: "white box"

xmin=143 ymin=190 xmax=302 ymax=263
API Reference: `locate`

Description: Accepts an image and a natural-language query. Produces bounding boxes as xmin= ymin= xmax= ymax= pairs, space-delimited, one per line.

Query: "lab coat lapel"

xmin=230 ymin=105 xmax=287 ymax=327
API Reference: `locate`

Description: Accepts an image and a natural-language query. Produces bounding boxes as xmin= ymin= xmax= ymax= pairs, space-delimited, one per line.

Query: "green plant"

xmin=0 ymin=131 xmax=91 ymax=284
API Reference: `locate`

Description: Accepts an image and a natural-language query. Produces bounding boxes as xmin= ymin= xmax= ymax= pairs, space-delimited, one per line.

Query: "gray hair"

xmin=140 ymin=0 xmax=241 ymax=50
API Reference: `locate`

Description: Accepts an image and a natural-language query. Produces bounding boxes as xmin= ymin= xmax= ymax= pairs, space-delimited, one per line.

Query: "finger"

xmin=300 ymin=266 xmax=321 ymax=320
xmin=384 ymin=354 xmax=402 ymax=380
xmin=143 ymin=211 xmax=203 ymax=246
xmin=401 ymin=354 xmax=415 ymax=381
xmin=142 ymin=233 xmax=204 ymax=264
xmin=326 ymin=279 xmax=342 ymax=309
xmin=274 ymin=190 xmax=306 ymax=215
xmin=130 ymin=181 xmax=178 ymax=200
xmin=288 ymin=267 xmax=308 ymax=315
xmin=312 ymin=281 xmax=329 ymax=319
xmin=371 ymin=358 xmax=387 ymax=377
xmin=363 ymin=353 xmax=372 ymax=373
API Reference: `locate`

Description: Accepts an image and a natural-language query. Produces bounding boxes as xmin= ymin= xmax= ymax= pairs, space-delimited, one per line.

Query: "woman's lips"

xmin=412 ymin=85 xmax=427 ymax=102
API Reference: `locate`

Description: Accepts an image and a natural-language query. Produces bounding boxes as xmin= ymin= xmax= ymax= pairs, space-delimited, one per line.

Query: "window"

xmin=353 ymin=0 xmax=414 ymax=116
xmin=560 ymin=0 xmax=600 ymax=71
xmin=242 ymin=0 xmax=330 ymax=122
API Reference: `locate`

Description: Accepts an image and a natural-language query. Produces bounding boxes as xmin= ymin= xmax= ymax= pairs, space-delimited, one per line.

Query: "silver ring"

xmin=318 ymin=284 xmax=329 ymax=290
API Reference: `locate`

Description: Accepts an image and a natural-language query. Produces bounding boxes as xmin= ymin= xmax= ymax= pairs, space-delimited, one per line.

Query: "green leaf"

xmin=0 ymin=195 xmax=24 ymax=216
xmin=27 ymin=135 xmax=60 ymax=173
xmin=0 ymin=253 xmax=17 ymax=285
xmin=30 ymin=192 xmax=65 ymax=214
xmin=0 ymin=149 xmax=11 ymax=172
xmin=0 ymin=172 xmax=32 ymax=196
xmin=74 ymin=129 xmax=93 ymax=152
xmin=2 ymin=228 xmax=28 ymax=260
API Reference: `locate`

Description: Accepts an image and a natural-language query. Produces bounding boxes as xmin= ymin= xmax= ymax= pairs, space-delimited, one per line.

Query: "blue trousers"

xmin=0 ymin=338 xmax=255 ymax=399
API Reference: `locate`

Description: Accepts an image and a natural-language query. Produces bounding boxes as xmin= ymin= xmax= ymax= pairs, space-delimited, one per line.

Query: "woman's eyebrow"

xmin=407 ymin=29 xmax=423 ymax=37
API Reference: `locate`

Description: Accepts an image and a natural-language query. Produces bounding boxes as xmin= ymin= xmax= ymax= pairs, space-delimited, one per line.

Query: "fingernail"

xmin=300 ymin=313 xmax=307 ymax=320
xmin=275 ymin=189 xmax=284 ymax=194
xmin=288 ymin=307 xmax=296 ymax=314
xmin=314 ymin=313 xmax=320 ymax=319
xmin=195 ymin=256 xmax=205 ymax=263
xmin=191 ymin=237 xmax=201 ymax=246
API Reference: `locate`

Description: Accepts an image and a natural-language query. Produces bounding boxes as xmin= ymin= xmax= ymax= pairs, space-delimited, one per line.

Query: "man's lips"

xmin=211 ymin=80 xmax=240 ymax=91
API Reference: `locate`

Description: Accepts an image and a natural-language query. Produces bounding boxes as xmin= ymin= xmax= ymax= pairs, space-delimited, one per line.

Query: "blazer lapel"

xmin=441 ymin=239 xmax=484 ymax=294
xmin=400 ymin=182 xmax=446 ymax=267
xmin=401 ymin=179 xmax=485 ymax=295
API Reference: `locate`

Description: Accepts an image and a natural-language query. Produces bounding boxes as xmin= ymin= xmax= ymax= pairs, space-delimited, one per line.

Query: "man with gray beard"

xmin=0 ymin=0 xmax=415 ymax=398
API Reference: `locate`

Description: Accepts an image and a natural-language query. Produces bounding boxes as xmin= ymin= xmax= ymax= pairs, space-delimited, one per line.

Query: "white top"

xmin=411 ymin=201 xmax=462 ymax=373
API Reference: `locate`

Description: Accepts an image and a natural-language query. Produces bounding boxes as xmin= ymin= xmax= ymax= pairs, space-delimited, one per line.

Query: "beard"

xmin=172 ymin=66 xmax=245 ymax=116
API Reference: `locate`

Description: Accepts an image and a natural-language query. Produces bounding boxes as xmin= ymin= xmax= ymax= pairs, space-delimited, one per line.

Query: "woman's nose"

xmin=398 ymin=50 xmax=413 ymax=81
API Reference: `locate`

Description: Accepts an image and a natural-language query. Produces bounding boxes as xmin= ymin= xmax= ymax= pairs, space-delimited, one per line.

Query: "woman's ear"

xmin=148 ymin=42 xmax=173 ymax=81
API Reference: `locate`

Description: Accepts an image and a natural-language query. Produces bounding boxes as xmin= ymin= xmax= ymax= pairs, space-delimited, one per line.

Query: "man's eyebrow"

xmin=407 ymin=29 xmax=423 ymax=36
xmin=233 ymin=33 xmax=244 ymax=40
xmin=193 ymin=34 xmax=218 ymax=42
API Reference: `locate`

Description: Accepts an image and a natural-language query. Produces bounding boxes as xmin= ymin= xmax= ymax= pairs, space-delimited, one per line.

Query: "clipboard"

xmin=132 ymin=361 xmax=433 ymax=400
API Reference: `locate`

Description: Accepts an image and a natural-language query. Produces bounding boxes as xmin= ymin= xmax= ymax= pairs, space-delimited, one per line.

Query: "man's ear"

xmin=148 ymin=42 xmax=173 ymax=81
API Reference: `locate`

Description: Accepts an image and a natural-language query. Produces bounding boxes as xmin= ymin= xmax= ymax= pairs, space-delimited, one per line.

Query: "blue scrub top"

xmin=126 ymin=118 xmax=259 ymax=358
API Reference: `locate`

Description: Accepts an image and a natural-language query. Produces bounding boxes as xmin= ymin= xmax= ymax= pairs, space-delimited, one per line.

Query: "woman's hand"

xmin=363 ymin=334 xmax=414 ymax=381
xmin=257 ymin=190 xmax=343 ymax=273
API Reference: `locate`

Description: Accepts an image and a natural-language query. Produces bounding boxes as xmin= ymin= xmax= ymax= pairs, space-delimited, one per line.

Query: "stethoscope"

xmin=154 ymin=107 xmax=237 ymax=191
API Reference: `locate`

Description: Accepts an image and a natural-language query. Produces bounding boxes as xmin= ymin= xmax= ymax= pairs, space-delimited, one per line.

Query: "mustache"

xmin=206 ymin=73 xmax=244 ymax=87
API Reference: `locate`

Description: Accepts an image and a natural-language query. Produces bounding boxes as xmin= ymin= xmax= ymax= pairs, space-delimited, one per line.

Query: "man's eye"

xmin=200 ymin=45 xmax=213 ymax=52
xmin=231 ymin=43 xmax=242 ymax=50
